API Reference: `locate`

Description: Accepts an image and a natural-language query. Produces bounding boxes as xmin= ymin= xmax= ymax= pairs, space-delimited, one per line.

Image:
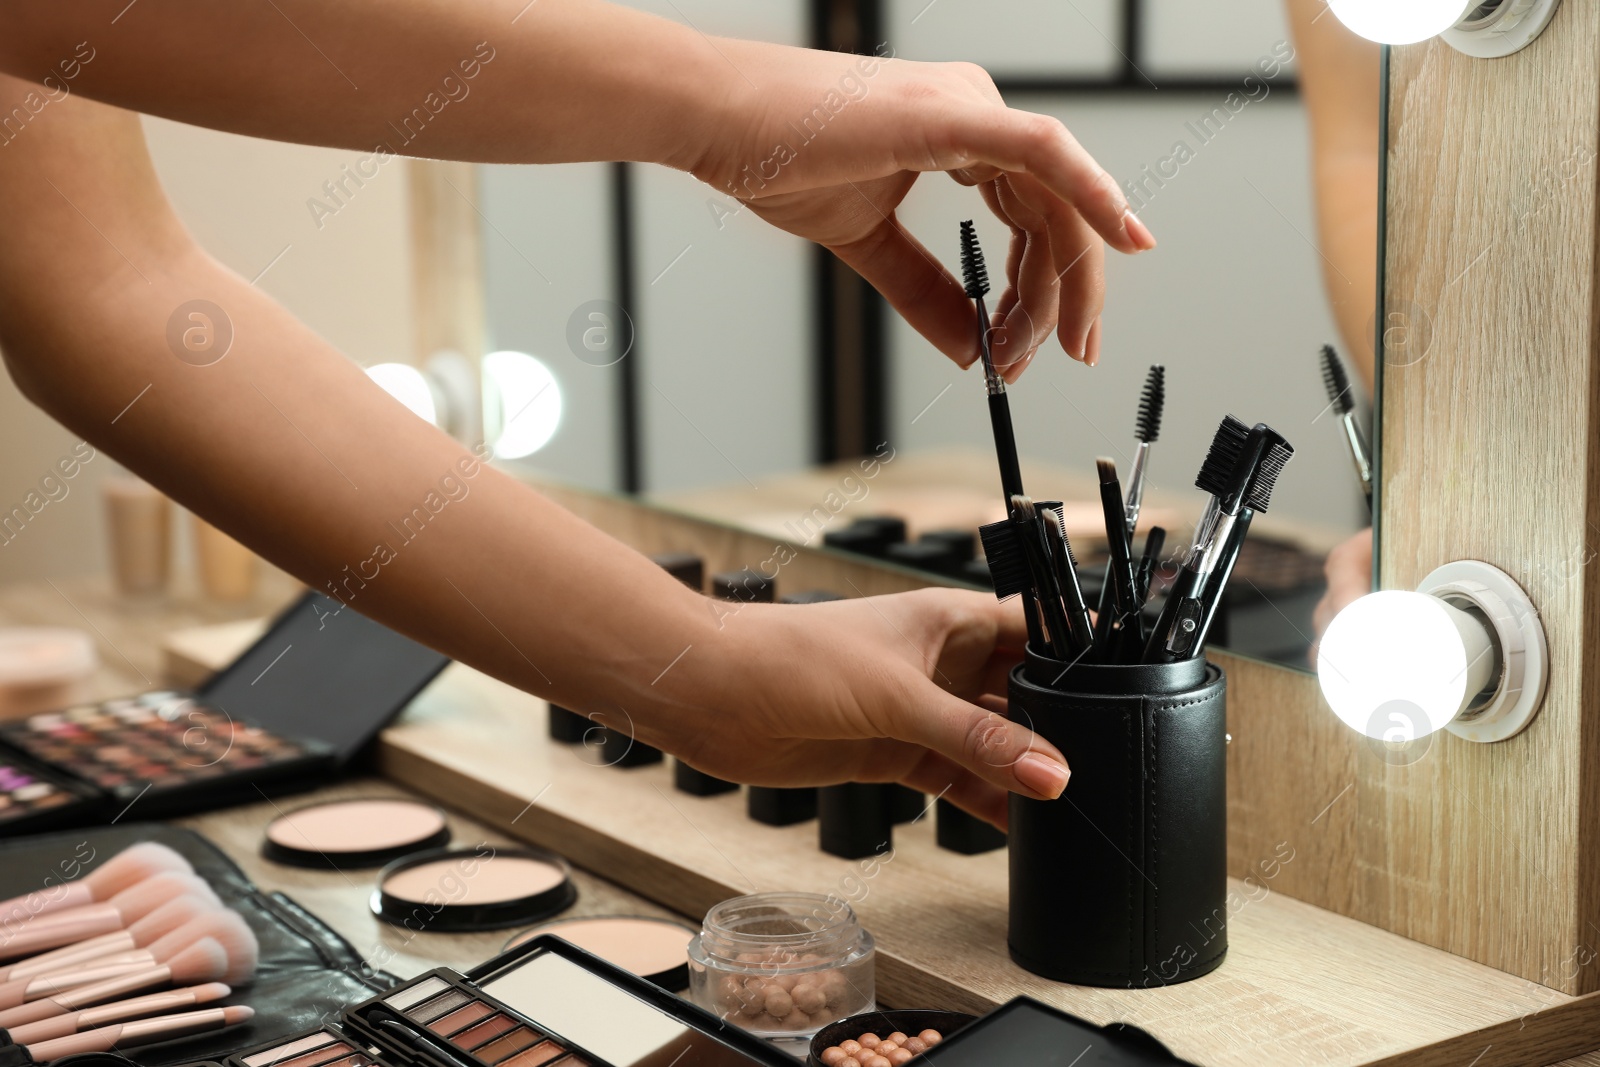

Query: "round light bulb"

xmin=366 ymin=362 xmax=439 ymax=426
xmin=1317 ymin=590 xmax=1495 ymax=742
xmin=484 ymin=350 xmax=562 ymax=459
xmin=1329 ymin=0 xmax=1475 ymax=44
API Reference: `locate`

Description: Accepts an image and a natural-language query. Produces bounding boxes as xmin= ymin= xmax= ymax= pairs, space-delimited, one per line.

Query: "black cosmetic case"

xmin=1007 ymin=650 xmax=1228 ymax=988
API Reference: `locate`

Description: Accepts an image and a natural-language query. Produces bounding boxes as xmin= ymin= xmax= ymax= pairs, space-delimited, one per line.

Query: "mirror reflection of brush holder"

xmin=1008 ymin=649 xmax=1227 ymax=987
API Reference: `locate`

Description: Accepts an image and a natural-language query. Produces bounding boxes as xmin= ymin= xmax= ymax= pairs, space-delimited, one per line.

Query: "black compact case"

xmin=0 ymin=592 xmax=450 ymax=834
xmin=1007 ymin=650 xmax=1228 ymax=988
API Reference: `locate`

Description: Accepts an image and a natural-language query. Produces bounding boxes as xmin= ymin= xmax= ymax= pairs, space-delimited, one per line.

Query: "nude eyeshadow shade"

xmin=238 ymin=1030 xmax=377 ymax=1067
xmin=262 ymin=797 xmax=452 ymax=869
xmin=372 ymin=847 xmax=576 ymax=932
xmin=384 ymin=982 xmax=583 ymax=1067
xmin=506 ymin=916 xmax=697 ymax=992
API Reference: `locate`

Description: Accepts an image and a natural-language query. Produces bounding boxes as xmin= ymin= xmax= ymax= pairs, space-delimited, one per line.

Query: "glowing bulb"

xmin=1329 ymin=0 xmax=1474 ymax=44
xmin=1317 ymin=590 xmax=1496 ymax=741
xmin=366 ymin=363 xmax=439 ymax=426
xmin=485 ymin=350 xmax=562 ymax=459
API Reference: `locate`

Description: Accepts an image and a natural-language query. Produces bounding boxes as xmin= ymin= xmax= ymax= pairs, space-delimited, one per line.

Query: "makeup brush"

xmin=0 ymin=845 xmax=192 ymax=930
xmin=1039 ymin=506 xmax=1095 ymax=654
xmin=0 ymin=895 xmax=220 ymax=983
xmin=1319 ymin=344 xmax=1373 ymax=514
xmin=962 ymin=220 xmax=1046 ymax=654
xmin=27 ymin=908 xmax=256 ymax=988
xmin=1094 ymin=458 xmax=1142 ymax=659
xmin=1135 ymin=526 xmax=1167 ymax=605
xmin=0 ymin=938 xmax=229 ymax=1029
xmin=1124 ymin=365 xmax=1165 ymax=533
xmin=4 ymin=982 xmax=231 ymax=1045
xmin=1144 ymin=418 xmax=1293 ymax=663
xmin=1010 ymin=496 xmax=1076 ymax=658
xmin=24 ymin=1004 xmax=254 ymax=1061
xmin=0 ymin=873 xmax=219 ymax=961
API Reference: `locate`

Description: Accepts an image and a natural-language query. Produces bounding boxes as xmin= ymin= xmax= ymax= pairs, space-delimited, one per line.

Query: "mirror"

xmin=476 ymin=0 xmax=1381 ymax=670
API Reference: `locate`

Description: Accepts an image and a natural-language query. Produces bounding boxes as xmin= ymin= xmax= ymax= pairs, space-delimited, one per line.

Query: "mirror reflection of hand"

xmin=687 ymin=45 xmax=1156 ymax=378
xmin=1311 ymin=527 xmax=1373 ymax=662
xmin=651 ymin=589 xmax=1067 ymax=829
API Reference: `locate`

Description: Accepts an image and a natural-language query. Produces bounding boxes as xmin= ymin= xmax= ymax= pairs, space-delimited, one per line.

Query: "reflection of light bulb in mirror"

xmin=1328 ymin=0 xmax=1474 ymax=44
xmin=1317 ymin=590 xmax=1496 ymax=741
xmin=485 ymin=351 xmax=562 ymax=459
xmin=366 ymin=363 xmax=439 ymax=426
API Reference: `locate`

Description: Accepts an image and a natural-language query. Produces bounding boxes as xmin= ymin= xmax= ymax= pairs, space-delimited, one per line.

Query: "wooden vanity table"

xmin=92 ymin=482 xmax=1600 ymax=1067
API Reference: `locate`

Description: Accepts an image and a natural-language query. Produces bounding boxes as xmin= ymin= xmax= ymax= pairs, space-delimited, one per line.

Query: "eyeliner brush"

xmin=1320 ymin=344 xmax=1373 ymax=515
xmin=1094 ymin=458 xmax=1142 ymax=660
xmin=1125 ymin=365 xmax=1165 ymax=534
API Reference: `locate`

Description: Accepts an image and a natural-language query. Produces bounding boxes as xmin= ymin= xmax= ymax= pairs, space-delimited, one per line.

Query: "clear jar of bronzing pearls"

xmin=688 ymin=892 xmax=876 ymax=1042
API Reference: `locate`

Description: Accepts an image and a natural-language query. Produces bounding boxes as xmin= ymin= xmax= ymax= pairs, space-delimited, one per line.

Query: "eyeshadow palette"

xmin=0 ymin=591 xmax=451 ymax=835
xmin=343 ymin=936 xmax=793 ymax=1067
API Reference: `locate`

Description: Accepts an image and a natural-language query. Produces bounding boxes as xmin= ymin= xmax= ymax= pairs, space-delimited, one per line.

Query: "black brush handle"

xmin=1143 ymin=565 xmax=1208 ymax=665
xmin=1136 ymin=526 xmax=1167 ymax=605
xmin=1193 ymin=510 xmax=1253 ymax=656
xmin=988 ymin=392 xmax=1025 ymax=503
xmin=1095 ymin=476 xmax=1141 ymax=661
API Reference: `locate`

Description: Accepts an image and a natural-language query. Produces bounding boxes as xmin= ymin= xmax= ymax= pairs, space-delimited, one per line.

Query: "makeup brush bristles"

xmin=1320 ymin=344 xmax=1354 ymax=416
xmin=978 ymin=520 xmax=1030 ymax=600
xmin=1136 ymin=365 xmax=1165 ymax=443
xmin=1194 ymin=416 xmax=1251 ymax=498
xmin=1096 ymin=457 xmax=1119 ymax=486
xmin=959 ymin=220 xmax=990 ymax=300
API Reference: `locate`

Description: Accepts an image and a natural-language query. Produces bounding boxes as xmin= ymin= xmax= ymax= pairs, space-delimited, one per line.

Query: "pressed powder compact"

xmin=506 ymin=917 xmax=697 ymax=992
xmin=373 ymin=848 xmax=577 ymax=932
xmin=262 ymin=797 xmax=452 ymax=869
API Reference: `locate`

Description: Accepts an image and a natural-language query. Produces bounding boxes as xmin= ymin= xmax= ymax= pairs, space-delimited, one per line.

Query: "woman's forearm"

xmin=0 ymin=0 xmax=734 ymax=172
xmin=0 ymin=88 xmax=723 ymax=739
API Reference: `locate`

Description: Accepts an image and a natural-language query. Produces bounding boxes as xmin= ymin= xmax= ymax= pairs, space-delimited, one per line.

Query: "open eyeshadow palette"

xmin=0 ymin=592 xmax=449 ymax=835
xmin=228 ymin=936 xmax=793 ymax=1067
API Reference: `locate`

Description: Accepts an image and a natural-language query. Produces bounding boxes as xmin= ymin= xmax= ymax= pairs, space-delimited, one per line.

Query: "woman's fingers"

xmin=946 ymin=104 xmax=1156 ymax=255
xmin=1009 ymin=173 xmax=1105 ymax=365
xmin=884 ymin=681 xmax=1070 ymax=802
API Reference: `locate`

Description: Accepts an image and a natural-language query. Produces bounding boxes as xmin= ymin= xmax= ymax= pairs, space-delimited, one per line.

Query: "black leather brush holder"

xmin=1008 ymin=650 xmax=1228 ymax=988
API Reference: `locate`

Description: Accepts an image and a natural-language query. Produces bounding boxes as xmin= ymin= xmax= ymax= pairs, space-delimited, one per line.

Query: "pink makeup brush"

xmin=24 ymin=1004 xmax=254 ymax=1060
xmin=0 ymin=895 xmax=219 ymax=982
xmin=0 ymin=937 xmax=228 ymax=1030
xmin=36 ymin=909 xmax=257 ymax=987
xmin=0 ymin=911 xmax=253 ymax=1010
xmin=0 ymin=845 xmax=191 ymax=929
xmin=5 ymin=982 xmax=232 ymax=1045
xmin=0 ymin=872 xmax=218 ymax=960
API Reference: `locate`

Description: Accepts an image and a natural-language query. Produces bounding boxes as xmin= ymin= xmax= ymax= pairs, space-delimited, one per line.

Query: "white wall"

xmin=0 ymin=116 xmax=415 ymax=582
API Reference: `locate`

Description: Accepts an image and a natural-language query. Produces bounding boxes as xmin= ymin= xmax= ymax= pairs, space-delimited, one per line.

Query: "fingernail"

xmin=1123 ymin=209 xmax=1157 ymax=251
xmin=1016 ymin=754 xmax=1070 ymax=799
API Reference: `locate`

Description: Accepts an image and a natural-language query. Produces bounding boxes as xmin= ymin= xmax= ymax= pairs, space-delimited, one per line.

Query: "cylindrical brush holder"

xmin=1008 ymin=649 xmax=1227 ymax=987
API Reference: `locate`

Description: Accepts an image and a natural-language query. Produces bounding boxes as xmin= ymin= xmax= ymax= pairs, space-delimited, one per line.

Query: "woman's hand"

xmin=682 ymin=43 xmax=1156 ymax=377
xmin=631 ymin=588 xmax=1066 ymax=829
xmin=1311 ymin=527 xmax=1372 ymax=662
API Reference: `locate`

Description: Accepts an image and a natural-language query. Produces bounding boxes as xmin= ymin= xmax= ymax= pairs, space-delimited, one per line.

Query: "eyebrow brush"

xmin=1011 ymin=496 xmax=1078 ymax=658
xmin=1125 ymin=365 xmax=1165 ymax=533
xmin=1144 ymin=418 xmax=1293 ymax=663
xmin=1320 ymin=344 xmax=1373 ymax=514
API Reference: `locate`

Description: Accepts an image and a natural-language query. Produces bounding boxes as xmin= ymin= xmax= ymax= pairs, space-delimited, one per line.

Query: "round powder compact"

xmin=263 ymin=797 xmax=452 ymax=869
xmin=505 ymin=916 xmax=697 ymax=992
xmin=373 ymin=846 xmax=577 ymax=932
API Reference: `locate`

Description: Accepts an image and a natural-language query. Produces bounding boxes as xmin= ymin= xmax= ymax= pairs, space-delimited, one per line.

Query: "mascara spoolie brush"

xmin=962 ymin=220 xmax=1045 ymax=652
xmin=1320 ymin=344 xmax=1373 ymax=515
xmin=1125 ymin=365 xmax=1165 ymax=534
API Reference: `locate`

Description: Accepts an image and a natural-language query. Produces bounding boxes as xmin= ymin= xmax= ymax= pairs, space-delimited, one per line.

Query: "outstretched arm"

xmin=0 ymin=85 xmax=1068 ymax=825
xmin=0 ymin=0 xmax=1154 ymax=370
